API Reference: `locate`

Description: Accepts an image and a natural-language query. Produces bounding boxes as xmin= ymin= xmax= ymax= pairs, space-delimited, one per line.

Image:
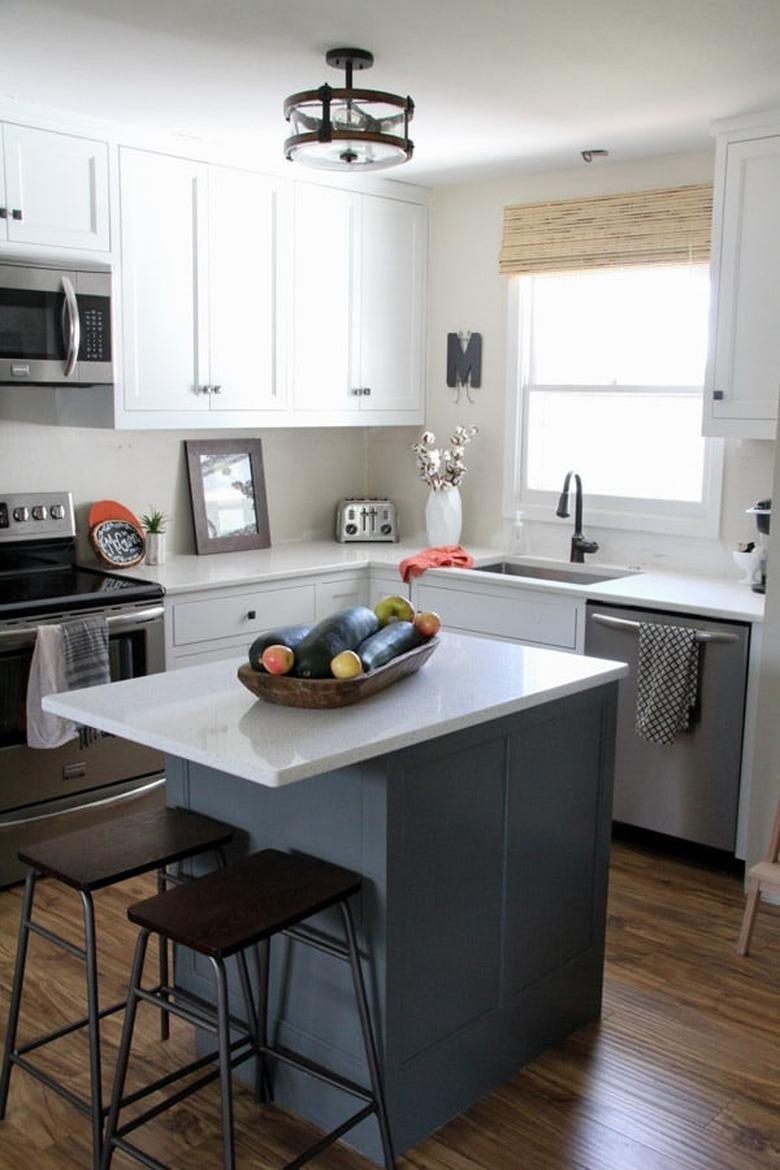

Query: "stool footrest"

xmin=16 ymin=997 xmax=126 ymax=1057
xmin=265 ymin=1041 xmax=373 ymax=1103
xmin=115 ymin=1040 xmax=254 ymax=1140
xmin=284 ymin=1102 xmax=375 ymax=1170
xmin=10 ymin=1053 xmax=92 ymax=1117
xmin=27 ymin=919 xmax=86 ymax=961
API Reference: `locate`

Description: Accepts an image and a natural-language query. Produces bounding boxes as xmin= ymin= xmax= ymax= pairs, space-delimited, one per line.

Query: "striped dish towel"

xmin=635 ymin=623 xmax=700 ymax=745
xmin=61 ymin=616 xmax=110 ymax=690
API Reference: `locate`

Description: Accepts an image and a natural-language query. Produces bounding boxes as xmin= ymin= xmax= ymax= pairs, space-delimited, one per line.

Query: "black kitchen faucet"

xmin=555 ymin=471 xmax=599 ymax=563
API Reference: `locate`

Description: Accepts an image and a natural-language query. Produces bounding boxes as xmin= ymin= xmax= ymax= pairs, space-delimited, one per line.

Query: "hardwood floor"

xmin=0 ymin=842 xmax=778 ymax=1169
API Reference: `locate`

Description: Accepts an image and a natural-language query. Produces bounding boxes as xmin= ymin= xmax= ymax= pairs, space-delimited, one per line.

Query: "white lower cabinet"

xmin=165 ymin=580 xmax=317 ymax=669
xmin=411 ymin=577 xmax=584 ymax=651
xmin=315 ymin=572 xmax=369 ymax=619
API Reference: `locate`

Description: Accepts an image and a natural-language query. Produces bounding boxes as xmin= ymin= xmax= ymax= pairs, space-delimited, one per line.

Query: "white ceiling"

xmin=3 ymin=0 xmax=780 ymax=184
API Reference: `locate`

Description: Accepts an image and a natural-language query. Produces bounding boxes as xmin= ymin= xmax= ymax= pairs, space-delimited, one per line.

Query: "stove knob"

xmin=380 ymin=523 xmax=392 ymax=535
xmin=345 ymin=523 xmax=358 ymax=536
xmin=50 ymin=503 xmax=66 ymax=520
xmin=31 ymin=505 xmax=48 ymax=521
xmin=13 ymin=506 xmax=29 ymax=522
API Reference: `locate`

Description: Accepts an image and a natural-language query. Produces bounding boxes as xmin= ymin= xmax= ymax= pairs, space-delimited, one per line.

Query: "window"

xmin=506 ymin=263 xmax=723 ymax=536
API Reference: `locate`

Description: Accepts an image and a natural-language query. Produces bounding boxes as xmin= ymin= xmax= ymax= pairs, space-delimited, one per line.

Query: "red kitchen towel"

xmin=399 ymin=545 xmax=474 ymax=583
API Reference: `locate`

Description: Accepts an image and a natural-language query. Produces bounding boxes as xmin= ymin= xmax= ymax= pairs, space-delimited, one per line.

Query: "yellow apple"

xmin=374 ymin=594 xmax=415 ymax=627
xmin=331 ymin=650 xmax=363 ymax=679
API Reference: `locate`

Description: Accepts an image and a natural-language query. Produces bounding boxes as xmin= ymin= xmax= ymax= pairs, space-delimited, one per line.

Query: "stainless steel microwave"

xmin=0 ymin=263 xmax=113 ymax=385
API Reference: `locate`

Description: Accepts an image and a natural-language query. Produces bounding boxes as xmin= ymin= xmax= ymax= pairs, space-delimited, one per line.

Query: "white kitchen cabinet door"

xmin=291 ymin=183 xmax=360 ymax=414
xmin=208 ymin=167 xmax=289 ymax=412
xmin=120 ymin=148 xmax=210 ymax=413
xmin=705 ymin=130 xmax=780 ymax=439
xmin=359 ymin=196 xmax=426 ymax=414
xmin=2 ymin=124 xmax=110 ymax=251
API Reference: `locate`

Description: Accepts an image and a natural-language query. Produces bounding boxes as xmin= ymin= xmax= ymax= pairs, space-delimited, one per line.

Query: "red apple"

xmin=414 ymin=611 xmax=442 ymax=639
xmin=261 ymin=644 xmax=295 ymax=675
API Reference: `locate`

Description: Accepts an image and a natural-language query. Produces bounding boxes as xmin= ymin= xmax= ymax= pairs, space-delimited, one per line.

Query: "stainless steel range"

xmin=0 ymin=492 xmax=165 ymax=886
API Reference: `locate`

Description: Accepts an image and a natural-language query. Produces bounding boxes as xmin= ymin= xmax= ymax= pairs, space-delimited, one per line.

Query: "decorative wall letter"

xmin=446 ymin=332 xmax=482 ymax=403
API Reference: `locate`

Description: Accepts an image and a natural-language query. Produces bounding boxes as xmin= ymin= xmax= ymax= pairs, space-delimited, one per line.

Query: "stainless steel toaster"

xmin=336 ymin=498 xmax=399 ymax=542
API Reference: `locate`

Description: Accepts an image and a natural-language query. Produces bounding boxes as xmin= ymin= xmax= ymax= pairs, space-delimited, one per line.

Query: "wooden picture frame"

xmin=185 ymin=438 xmax=271 ymax=555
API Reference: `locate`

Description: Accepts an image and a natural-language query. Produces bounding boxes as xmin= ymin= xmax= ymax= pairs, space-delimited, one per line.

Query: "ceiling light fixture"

xmin=283 ymin=48 xmax=414 ymax=172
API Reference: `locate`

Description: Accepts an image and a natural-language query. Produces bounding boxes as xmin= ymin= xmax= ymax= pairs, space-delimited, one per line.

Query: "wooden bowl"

xmin=237 ymin=637 xmax=439 ymax=709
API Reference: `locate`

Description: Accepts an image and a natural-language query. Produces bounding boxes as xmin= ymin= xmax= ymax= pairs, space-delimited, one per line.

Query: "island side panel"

xmin=164 ymin=680 xmax=617 ymax=1161
xmin=383 ymin=683 xmax=617 ymax=1151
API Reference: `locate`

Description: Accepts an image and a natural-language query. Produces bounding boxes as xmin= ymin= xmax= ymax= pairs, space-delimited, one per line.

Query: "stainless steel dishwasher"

xmin=584 ymin=601 xmax=750 ymax=851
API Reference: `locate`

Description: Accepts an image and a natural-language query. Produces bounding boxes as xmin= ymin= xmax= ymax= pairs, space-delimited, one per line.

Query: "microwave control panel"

xmin=78 ymin=296 xmax=112 ymax=362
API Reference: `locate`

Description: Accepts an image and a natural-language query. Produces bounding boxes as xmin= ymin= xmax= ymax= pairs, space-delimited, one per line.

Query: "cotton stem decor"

xmin=413 ymin=426 xmax=478 ymax=547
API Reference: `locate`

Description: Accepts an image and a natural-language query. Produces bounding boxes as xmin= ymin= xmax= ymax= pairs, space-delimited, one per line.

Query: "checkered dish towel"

xmin=635 ymin=623 xmax=700 ymax=745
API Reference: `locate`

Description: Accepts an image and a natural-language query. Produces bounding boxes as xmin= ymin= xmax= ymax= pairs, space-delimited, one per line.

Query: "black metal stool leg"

xmin=156 ymin=868 xmax=170 ymax=1042
xmin=340 ymin=900 xmax=397 ymax=1170
xmin=210 ymin=957 xmax=236 ymax=1170
xmin=80 ymin=890 xmax=104 ymax=1170
xmin=100 ymin=929 xmax=150 ymax=1170
xmin=255 ymin=940 xmax=272 ymax=1103
xmin=0 ymin=871 xmax=37 ymax=1118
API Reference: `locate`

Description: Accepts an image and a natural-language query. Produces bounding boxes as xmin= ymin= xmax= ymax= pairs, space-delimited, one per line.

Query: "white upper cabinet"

xmin=119 ymin=148 xmax=288 ymax=422
xmin=290 ymin=183 xmax=359 ymax=414
xmin=704 ymin=116 xmax=780 ymax=439
xmin=120 ymin=149 xmax=210 ymax=414
xmin=207 ymin=166 xmax=288 ymax=413
xmin=0 ymin=123 xmax=110 ymax=252
xmin=359 ymin=195 xmax=425 ymax=414
xmin=291 ymin=183 xmax=426 ymax=424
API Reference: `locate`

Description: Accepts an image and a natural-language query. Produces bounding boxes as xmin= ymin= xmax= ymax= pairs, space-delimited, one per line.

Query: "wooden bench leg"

xmin=736 ymin=880 xmax=762 ymax=956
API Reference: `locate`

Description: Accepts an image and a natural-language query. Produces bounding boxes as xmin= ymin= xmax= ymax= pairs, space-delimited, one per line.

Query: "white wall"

xmin=369 ymin=148 xmax=776 ymax=571
xmin=0 ymin=392 xmax=368 ymax=559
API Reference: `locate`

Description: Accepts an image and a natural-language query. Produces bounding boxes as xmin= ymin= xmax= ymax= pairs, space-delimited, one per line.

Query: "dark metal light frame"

xmin=283 ymin=48 xmax=414 ymax=171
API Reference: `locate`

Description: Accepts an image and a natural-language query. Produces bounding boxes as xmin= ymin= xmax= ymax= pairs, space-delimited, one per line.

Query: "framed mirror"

xmin=185 ymin=438 xmax=271 ymax=555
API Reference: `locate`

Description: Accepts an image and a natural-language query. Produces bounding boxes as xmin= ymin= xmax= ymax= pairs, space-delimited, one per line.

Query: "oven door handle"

xmin=590 ymin=612 xmax=738 ymax=645
xmin=0 ymin=605 xmax=164 ymax=648
xmin=61 ymin=275 xmax=81 ymax=377
xmin=0 ymin=776 xmax=165 ymax=829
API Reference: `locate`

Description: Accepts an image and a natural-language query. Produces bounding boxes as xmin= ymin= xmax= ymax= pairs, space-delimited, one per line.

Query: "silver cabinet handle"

xmin=590 ymin=612 xmax=738 ymax=645
xmin=61 ymin=276 xmax=80 ymax=378
xmin=194 ymin=384 xmax=210 ymax=395
xmin=211 ymin=384 xmax=222 ymax=395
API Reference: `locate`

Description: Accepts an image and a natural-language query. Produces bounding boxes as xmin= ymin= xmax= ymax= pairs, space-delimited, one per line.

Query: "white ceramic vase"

xmin=145 ymin=532 xmax=166 ymax=565
xmin=425 ymin=486 xmax=462 ymax=547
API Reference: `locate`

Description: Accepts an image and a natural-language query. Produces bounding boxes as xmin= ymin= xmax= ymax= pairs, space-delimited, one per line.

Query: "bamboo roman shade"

xmin=499 ymin=184 xmax=712 ymax=276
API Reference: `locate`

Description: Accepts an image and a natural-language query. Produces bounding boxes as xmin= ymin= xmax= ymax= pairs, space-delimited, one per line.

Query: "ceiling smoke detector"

xmin=283 ymin=48 xmax=414 ymax=172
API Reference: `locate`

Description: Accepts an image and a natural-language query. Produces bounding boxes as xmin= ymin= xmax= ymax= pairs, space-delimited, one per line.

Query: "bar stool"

xmin=0 ymin=804 xmax=235 ymax=1170
xmin=100 ymin=848 xmax=396 ymax=1170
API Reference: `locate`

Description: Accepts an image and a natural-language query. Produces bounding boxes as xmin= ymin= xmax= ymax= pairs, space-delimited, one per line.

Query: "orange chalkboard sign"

xmin=88 ymin=499 xmax=144 ymax=534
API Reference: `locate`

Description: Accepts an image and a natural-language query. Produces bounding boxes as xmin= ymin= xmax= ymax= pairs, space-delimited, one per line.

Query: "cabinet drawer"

xmin=172 ymin=584 xmax=316 ymax=647
xmin=415 ymin=583 xmax=578 ymax=649
xmin=315 ymin=574 xmax=368 ymax=619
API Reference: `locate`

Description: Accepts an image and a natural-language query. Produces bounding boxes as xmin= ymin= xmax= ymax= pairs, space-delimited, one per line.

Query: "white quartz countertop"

xmin=123 ymin=541 xmax=764 ymax=624
xmin=42 ymin=633 xmax=627 ymax=788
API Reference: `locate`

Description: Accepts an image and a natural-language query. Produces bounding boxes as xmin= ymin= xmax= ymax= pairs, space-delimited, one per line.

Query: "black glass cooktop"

xmin=0 ymin=566 xmax=163 ymax=619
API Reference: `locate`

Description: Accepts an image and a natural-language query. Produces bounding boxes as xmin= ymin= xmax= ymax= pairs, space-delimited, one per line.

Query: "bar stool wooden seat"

xmin=0 ymin=804 xmax=234 ymax=1170
xmin=737 ymin=788 xmax=780 ymax=955
xmin=100 ymin=848 xmax=396 ymax=1170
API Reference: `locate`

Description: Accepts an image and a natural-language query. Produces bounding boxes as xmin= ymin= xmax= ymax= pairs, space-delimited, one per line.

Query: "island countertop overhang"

xmin=42 ymin=633 xmax=627 ymax=788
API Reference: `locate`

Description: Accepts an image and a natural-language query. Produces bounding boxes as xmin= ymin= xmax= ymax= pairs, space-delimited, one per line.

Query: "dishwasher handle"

xmin=589 ymin=612 xmax=738 ymax=645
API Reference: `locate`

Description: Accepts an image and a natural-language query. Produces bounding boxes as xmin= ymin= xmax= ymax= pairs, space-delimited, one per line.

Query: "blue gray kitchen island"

xmin=44 ymin=632 xmax=627 ymax=1161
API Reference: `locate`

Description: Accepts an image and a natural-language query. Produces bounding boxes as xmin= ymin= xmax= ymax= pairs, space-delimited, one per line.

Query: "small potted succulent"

xmin=140 ymin=508 xmax=168 ymax=565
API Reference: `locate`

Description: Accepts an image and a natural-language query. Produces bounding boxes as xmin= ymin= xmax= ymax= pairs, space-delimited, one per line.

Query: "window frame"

xmin=502 ymin=276 xmax=724 ymax=539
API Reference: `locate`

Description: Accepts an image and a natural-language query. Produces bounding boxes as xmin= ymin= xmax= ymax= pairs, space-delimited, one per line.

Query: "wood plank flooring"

xmin=0 ymin=842 xmax=778 ymax=1169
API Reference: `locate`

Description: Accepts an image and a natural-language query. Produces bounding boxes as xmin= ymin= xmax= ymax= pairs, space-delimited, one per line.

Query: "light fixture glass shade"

xmin=284 ymin=54 xmax=414 ymax=171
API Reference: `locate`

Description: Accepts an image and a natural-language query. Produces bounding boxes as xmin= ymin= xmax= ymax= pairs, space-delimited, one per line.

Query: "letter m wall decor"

xmin=446 ymin=332 xmax=482 ymax=403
